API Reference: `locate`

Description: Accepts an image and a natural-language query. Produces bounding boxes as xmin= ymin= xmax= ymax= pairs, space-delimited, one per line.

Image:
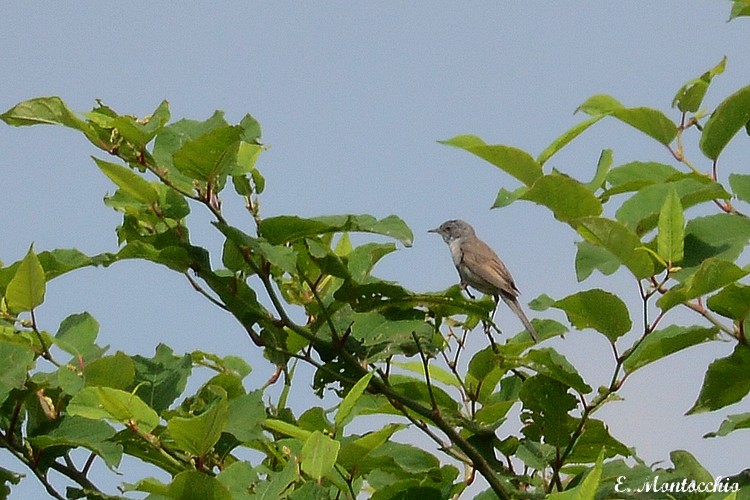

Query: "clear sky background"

xmin=2 ymin=2 xmax=749 ymax=497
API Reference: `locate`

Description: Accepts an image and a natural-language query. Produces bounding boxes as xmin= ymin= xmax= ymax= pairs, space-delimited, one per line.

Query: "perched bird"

xmin=429 ymin=219 xmax=539 ymax=342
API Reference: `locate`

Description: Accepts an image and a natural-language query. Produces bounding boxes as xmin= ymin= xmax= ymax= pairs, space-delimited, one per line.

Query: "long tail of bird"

xmin=501 ymin=295 xmax=539 ymax=342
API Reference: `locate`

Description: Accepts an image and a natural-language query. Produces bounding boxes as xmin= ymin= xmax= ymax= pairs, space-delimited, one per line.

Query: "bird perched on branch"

xmin=429 ymin=219 xmax=539 ymax=342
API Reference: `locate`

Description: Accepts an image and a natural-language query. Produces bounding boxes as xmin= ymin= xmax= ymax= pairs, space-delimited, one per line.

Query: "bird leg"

xmin=460 ymin=281 xmax=476 ymax=299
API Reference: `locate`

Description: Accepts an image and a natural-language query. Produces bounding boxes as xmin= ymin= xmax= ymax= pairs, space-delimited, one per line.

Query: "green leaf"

xmin=574 ymin=241 xmax=620 ymax=281
xmin=132 ymin=344 xmax=192 ymax=414
xmin=438 ymin=135 xmax=543 ymax=186
xmin=170 ymin=472 xmax=231 ymax=500
xmin=525 ymin=348 xmax=592 ymax=394
xmin=67 ymin=387 xmax=160 ymax=432
xmin=615 ymin=174 xmax=729 ymax=235
xmin=109 ymin=100 xmax=170 ymax=148
xmin=553 ymin=289 xmax=631 ymax=341
xmin=5 ymin=247 xmax=46 ymax=312
xmin=577 ymin=95 xmax=677 ymax=145
xmin=537 ymin=116 xmax=605 ymax=166
xmin=520 ymin=173 xmax=602 ymax=222
xmin=1 ymin=96 xmax=89 ymax=131
xmin=657 ymin=258 xmax=748 ymax=312
xmin=84 ymin=352 xmax=136 ymax=390
xmin=335 ymin=371 xmax=373 ymax=432
xmin=172 ymin=125 xmax=244 ymax=182
xmin=167 ymin=398 xmax=228 ymax=456
xmin=656 ymin=188 xmax=684 ymax=264
xmin=55 ymin=312 xmax=103 ymax=361
xmin=682 ymin=214 xmax=750 ymax=271
xmin=729 ymin=1 xmax=750 ymax=21
xmin=225 ymin=391 xmax=266 ymax=442
xmin=707 ymin=283 xmax=750 ymax=321
xmin=300 ymin=431 xmax=340 ymax=480
xmin=94 ymin=157 xmax=159 ymax=205
xmin=700 ymin=84 xmax=750 ymax=160
xmin=585 ymin=149 xmax=613 ymax=192
xmin=260 ymin=214 xmax=413 ymax=247
xmin=29 ymin=416 xmax=122 ymax=468
xmin=338 ymin=423 xmax=405 ymax=469
xmin=263 ymin=419 xmax=312 ymax=441
xmin=730 ymin=173 xmax=750 ymax=204
xmin=605 ymin=161 xmax=680 ymax=196
xmin=705 ymin=412 xmax=750 ymax=438
xmin=688 ymin=345 xmax=750 ymax=414
xmin=672 ymin=57 xmax=726 ymax=113
xmin=567 ymin=419 xmax=629 ymax=463
xmin=575 ymin=217 xmax=655 ymax=278
xmin=216 ymin=223 xmax=298 ymax=274
xmin=491 ymin=185 xmax=527 ymax=209
xmin=520 ymin=375 xmax=578 ymax=448
xmin=0 ymin=340 xmax=36 ymax=405
xmin=622 ymin=325 xmax=719 ymax=373
xmin=547 ymin=451 xmax=604 ymax=500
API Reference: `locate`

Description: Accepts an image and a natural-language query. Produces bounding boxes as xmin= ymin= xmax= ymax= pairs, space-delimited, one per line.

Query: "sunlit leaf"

xmin=6 ymin=247 xmax=46 ymax=312
xmin=700 ymin=83 xmax=750 ymax=160
xmin=553 ymin=289 xmax=631 ymax=341
xmin=622 ymin=325 xmax=718 ymax=373
xmin=521 ymin=173 xmax=602 ymax=222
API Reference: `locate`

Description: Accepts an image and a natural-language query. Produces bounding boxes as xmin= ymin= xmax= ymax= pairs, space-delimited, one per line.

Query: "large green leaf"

xmin=547 ymin=452 xmax=604 ymax=499
xmin=521 ymin=173 xmax=602 ymax=222
xmin=94 ymin=157 xmax=159 ymax=205
xmin=55 ymin=312 xmax=104 ymax=362
xmin=575 ymin=217 xmax=655 ymax=279
xmin=337 ymin=423 xmax=405 ymax=470
xmin=1 ymin=96 xmax=89 ymax=131
xmin=167 ymin=398 xmax=228 ymax=456
xmin=520 ymin=375 xmax=578 ymax=448
xmin=553 ymin=289 xmax=631 ymax=341
xmin=656 ymin=188 xmax=684 ymax=265
xmin=700 ymin=83 xmax=750 ymax=160
xmin=67 ymin=387 xmax=160 ymax=432
xmin=566 ymin=419 xmax=629 ymax=463
xmin=622 ymin=325 xmax=719 ymax=373
xmin=132 ymin=344 xmax=192 ymax=414
xmin=577 ymin=95 xmax=678 ymax=145
xmin=688 ymin=345 xmax=750 ymax=414
xmin=5 ymin=247 xmax=46 ymax=313
xmin=260 ymin=214 xmax=413 ymax=247
xmin=84 ymin=352 xmax=136 ymax=390
xmin=300 ymin=431 xmax=340 ymax=480
xmin=172 ymin=125 xmax=244 ymax=182
xmin=439 ymin=135 xmax=543 ymax=186
xmin=128 ymin=470 xmax=232 ymax=500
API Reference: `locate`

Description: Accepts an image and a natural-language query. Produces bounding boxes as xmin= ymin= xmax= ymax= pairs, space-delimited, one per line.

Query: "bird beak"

xmin=428 ymin=227 xmax=438 ymax=234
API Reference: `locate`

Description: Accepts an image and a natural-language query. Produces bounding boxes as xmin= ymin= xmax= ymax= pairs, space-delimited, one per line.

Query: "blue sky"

xmin=2 ymin=2 xmax=749 ymax=497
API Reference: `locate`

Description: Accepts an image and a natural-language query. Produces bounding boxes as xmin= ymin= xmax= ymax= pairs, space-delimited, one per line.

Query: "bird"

xmin=429 ymin=219 xmax=539 ymax=342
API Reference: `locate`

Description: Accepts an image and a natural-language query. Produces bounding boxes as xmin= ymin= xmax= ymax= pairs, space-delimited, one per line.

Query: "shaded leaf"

xmin=567 ymin=419 xmax=629 ymax=463
xmin=29 ymin=416 xmax=122 ymax=468
xmin=132 ymin=344 xmax=192 ymax=414
xmin=682 ymin=214 xmax=750 ymax=271
xmin=672 ymin=57 xmax=726 ymax=113
xmin=525 ymin=348 xmax=592 ymax=394
xmin=730 ymin=173 xmax=750 ymax=204
xmin=574 ymin=241 xmax=620 ymax=281
xmin=0 ymin=341 xmax=36 ymax=405
xmin=335 ymin=371 xmax=373 ymax=432
xmin=688 ymin=345 xmax=750 ymax=414
xmin=705 ymin=412 xmax=750 ymax=438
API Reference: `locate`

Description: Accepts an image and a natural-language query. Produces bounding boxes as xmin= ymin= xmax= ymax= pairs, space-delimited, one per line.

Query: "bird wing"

xmin=461 ymin=238 xmax=520 ymax=298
